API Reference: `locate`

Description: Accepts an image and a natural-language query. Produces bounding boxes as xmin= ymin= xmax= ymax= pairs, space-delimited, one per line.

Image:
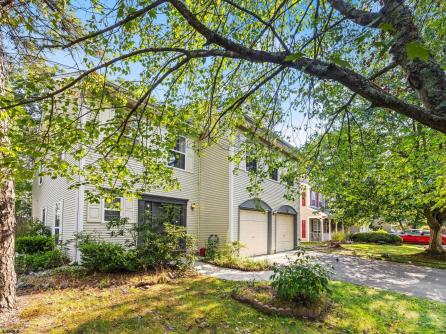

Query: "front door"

xmin=138 ymin=195 xmax=187 ymax=244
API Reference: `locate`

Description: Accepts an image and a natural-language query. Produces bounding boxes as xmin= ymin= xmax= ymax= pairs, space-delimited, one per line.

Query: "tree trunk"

xmin=0 ymin=26 xmax=17 ymax=314
xmin=0 ymin=179 xmax=16 ymax=312
xmin=424 ymin=208 xmax=446 ymax=255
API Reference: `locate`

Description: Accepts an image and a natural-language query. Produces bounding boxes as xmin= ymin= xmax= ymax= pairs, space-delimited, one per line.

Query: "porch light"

xmin=191 ymin=203 xmax=197 ymax=210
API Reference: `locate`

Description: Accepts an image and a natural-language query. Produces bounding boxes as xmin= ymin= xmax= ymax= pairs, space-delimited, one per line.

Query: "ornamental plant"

xmin=270 ymin=249 xmax=331 ymax=306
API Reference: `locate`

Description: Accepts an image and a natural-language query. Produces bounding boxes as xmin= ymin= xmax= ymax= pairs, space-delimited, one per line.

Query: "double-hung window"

xmin=168 ymin=137 xmax=186 ymax=170
xmin=269 ymin=168 xmax=279 ymax=181
xmin=310 ymin=190 xmax=317 ymax=207
xmin=104 ymin=198 xmax=121 ymax=222
xmin=54 ymin=201 xmax=62 ymax=243
xmin=246 ymin=157 xmax=257 ymax=172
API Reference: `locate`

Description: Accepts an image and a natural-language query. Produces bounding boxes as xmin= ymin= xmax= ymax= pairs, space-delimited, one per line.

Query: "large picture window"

xmin=104 ymin=198 xmax=121 ymax=222
xmin=168 ymin=137 xmax=186 ymax=170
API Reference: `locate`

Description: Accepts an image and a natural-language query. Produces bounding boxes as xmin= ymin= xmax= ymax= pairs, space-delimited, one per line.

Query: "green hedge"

xmin=79 ymin=241 xmax=137 ymax=272
xmin=16 ymin=235 xmax=55 ymax=254
xmin=16 ymin=250 xmax=70 ymax=274
xmin=350 ymin=232 xmax=402 ymax=244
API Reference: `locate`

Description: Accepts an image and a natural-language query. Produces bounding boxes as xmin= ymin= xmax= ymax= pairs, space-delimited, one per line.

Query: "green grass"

xmin=206 ymin=256 xmax=272 ymax=271
xmin=302 ymin=242 xmax=446 ymax=269
xmin=7 ymin=272 xmax=446 ymax=333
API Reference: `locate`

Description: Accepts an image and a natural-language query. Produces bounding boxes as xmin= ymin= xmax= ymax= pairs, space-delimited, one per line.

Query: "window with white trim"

xmin=168 ymin=137 xmax=186 ymax=170
xmin=54 ymin=201 xmax=62 ymax=243
xmin=104 ymin=198 xmax=121 ymax=222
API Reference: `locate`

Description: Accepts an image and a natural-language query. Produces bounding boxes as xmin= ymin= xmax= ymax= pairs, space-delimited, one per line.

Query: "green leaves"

xmin=329 ymin=54 xmax=352 ymax=69
xmin=284 ymin=52 xmax=305 ymax=62
xmin=406 ymin=42 xmax=430 ymax=61
xmin=378 ymin=23 xmax=394 ymax=33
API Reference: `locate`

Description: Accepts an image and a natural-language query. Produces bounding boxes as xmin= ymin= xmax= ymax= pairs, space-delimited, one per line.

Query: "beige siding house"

xmin=32 ymin=111 xmax=300 ymax=260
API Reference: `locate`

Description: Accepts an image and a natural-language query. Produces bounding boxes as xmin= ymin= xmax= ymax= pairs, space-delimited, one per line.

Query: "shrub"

xmin=79 ymin=241 xmax=137 ymax=272
xmin=350 ymin=232 xmax=402 ymax=244
xmin=331 ymin=231 xmax=347 ymax=243
xmin=16 ymin=220 xmax=51 ymax=237
xmin=137 ymin=223 xmax=196 ymax=271
xmin=218 ymin=241 xmax=244 ymax=259
xmin=205 ymin=241 xmax=271 ymax=271
xmin=16 ymin=249 xmax=70 ymax=274
xmin=271 ymin=249 xmax=331 ymax=305
xmin=16 ymin=235 xmax=55 ymax=254
xmin=205 ymin=234 xmax=220 ymax=260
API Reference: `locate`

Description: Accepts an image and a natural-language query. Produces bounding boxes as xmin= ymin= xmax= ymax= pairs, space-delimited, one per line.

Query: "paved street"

xmin=196 ymin=250 xmax=446 ymax=303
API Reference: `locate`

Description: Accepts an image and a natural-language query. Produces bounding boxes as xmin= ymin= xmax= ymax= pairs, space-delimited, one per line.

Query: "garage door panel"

xmin=240 ymin=210 xmax=268 ymax=257
xmin=276 ymin=214 xmax=294 ymax=252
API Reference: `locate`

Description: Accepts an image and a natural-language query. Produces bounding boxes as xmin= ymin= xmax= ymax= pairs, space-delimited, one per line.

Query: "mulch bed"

xmin=231 ymin=285 xmax=330 ymax=320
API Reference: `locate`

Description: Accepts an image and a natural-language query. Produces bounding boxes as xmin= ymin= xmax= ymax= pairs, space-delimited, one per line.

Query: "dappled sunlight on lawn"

xmin=9 ymin=275 xmax=446 ymax=334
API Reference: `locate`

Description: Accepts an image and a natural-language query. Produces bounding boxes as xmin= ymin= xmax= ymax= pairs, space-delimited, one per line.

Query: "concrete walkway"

xmin=195 ymin=251 xmax=446 ymax=303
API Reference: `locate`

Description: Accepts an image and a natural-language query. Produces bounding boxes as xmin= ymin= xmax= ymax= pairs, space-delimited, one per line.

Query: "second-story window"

xmin=310 ymin=190 xmax=317 ymax=207
xmin=246 ymin=157 xmax=257 ymax=172
xmin=269 ymin=168 xmax=278 ymax=181
xmin=318 ymin=194 xmax=325 ymax=208
xmin=168 ymin=137 xmax=186 ymax=170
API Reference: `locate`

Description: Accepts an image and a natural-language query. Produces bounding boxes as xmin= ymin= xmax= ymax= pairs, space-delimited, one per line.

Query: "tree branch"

xmin=46 ymin=0 xmax=167 ymax=49
xmin=168 ymin=0 xmax=446 ymax=133
xmin=327 ymin=0 xmax=382 ymax=27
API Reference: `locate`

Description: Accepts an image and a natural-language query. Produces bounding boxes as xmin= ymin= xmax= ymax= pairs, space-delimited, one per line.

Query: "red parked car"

xmin=399 ymin=229 xmax=446 ymax=245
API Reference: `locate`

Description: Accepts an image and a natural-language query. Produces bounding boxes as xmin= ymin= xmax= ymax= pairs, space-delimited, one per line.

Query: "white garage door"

xmin=276 ymin=214 xmax=294 ymax=252
xmin=239 ymin=210 xmax=268 ymax=257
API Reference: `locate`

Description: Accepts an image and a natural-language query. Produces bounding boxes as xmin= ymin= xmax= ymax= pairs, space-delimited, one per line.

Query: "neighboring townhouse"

xmin=32 ymin=104 xmax=300 ymax=260
xmin=299 ymin=181 xmax=344 ymax=242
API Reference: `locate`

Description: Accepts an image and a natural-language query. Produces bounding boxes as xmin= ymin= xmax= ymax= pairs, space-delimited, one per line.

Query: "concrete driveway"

xmin=196 ymin=250 xmax=446 ymax=303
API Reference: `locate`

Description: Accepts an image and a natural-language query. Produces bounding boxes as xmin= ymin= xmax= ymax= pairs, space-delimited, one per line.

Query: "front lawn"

xmin=302 ymin=242 xmax=446 ymax=269
xmin=5 ymin=270 xmax=446 ymax=333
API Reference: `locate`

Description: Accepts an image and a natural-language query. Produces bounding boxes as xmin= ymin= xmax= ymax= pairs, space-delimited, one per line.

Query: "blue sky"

xmin=45 ymin=3 xmax=317 ymax=148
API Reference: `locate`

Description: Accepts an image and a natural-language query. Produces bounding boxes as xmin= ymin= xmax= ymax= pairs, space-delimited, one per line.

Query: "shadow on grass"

xmin=22 ymin=276 xmax=441 ymax=334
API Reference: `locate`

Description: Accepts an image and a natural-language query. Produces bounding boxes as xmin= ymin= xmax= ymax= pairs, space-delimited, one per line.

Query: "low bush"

xmin=271 ymin=249 xmax=331 ymax=306
xmin=350 ymin=232 xmax=402 ymax=244
xmin=211 ymin=256 xmax=271 ymax=271
xmin=16 ymin=235 xmax=55 ymax=254
xmin=137 ymin=223 xmax=196 ymax=271
xmin=205 ymin=241 xmax=271 ymax=271
xmin=16 ymin=220 xmax=51 ymax=237
xmin=16 ymin=249 xmax=70 ymax=274
xmin=79 ymin=241 xmax=137 ymax=272
xmin=78 ymin=219 xmax=196 ymax=273
xmin=331 ymin=231 xmax=347 ymax=243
